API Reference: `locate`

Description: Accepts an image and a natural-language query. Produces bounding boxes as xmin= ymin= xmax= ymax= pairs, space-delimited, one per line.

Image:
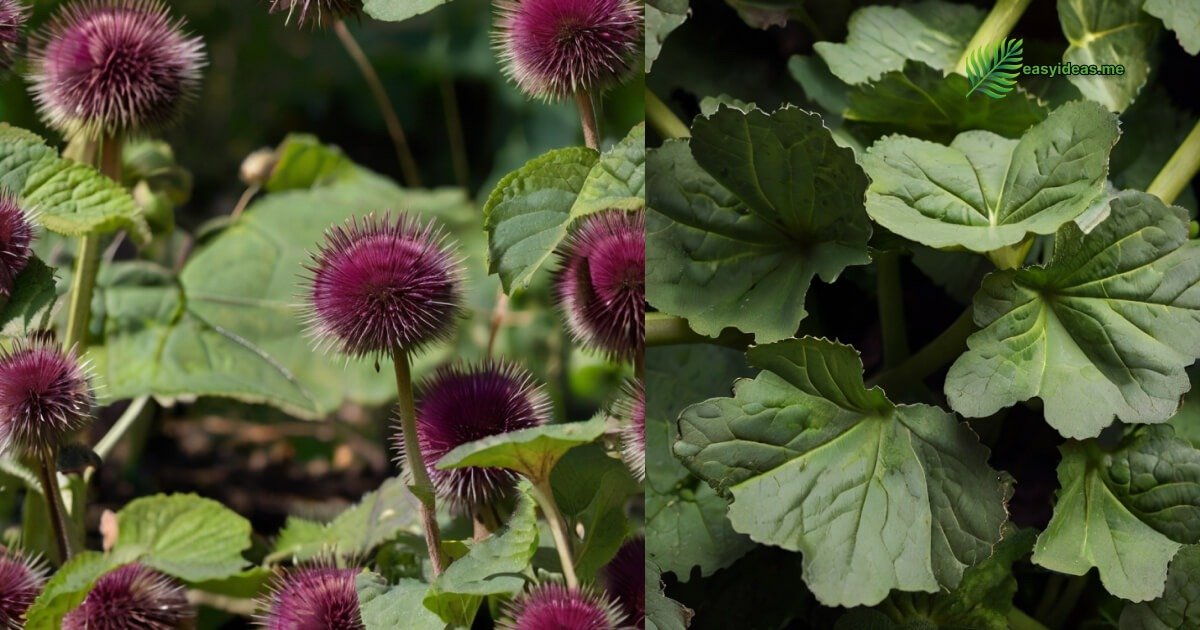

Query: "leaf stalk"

xmin=646 ymin=90 xmax=690 ymax=140
xmin=1148 ymin=119 xmax=1200 ymax=206
xmin=529 ymin=479 xmax=579 ymax=589
xmin=392 ymin=346 xmax=447 ymax=576
xmin=954 ymin=0 xmax=1033 ymax=75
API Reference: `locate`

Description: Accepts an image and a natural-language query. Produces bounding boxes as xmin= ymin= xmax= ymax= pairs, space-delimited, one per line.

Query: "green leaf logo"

xmin=964 ymin=38 xmax=1023 ymax=99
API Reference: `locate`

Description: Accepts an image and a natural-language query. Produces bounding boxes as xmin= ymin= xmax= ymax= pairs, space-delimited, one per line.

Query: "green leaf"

xmin=813 ymin=0 xmax=985 ymax=84
xmin=0 ymin=124 xmax=150 ymax=244
xmin=357 ymin=573 xmax=446 ymax=630
xmin=845 ymin=63 xmax=1047 ymax=142
xmin=423 ymin=483 xmax=539 ymax=624
xmin=0 ymin=256 xmax=56 ymax=337
xmin=645 ymin=345 xmax=755 ymax=580
xmin=1145 ymin=0 xmax=1200 ymax=55
xmin=550 ymin=445 xmax=641 ymax=579
xmin=787 ymin=54 xmax=850 ymax=114
xmin=647 ymin=105 xmax=872 ymax=342
xmin=863 ymin=100 xmax=1119 ymax=253
xmin=436 ymin=417 xmax=606 ymax=483
xmin=646 ymin=561 xmax=694 ymax=630
xmin=1120 ymin=544 xmax=1200 ymax=628
xmin=116 ymin=493 xmax=251 ymax=582
xmin=23 ymin=551 xmax=132 ymax=630
xmin=571 ymin=123 xmax=645 ymax=216
xmin=1033 ymin=426 xmax=1200 ymax=602
xmin=945 ymin=191 xmax=1200 ymax=438
xmin=362 ymin=0 xmax=453 ymax=23
xmin=964 ymin=38 xmax=1024 ymax=99
xmin=265 ymin=134 xmax=357 ymax=192
xmin=270 ymin=477 xmax=421 ymax=563
xmin=647 ymin=0 xmax=689 ymax=73
xmin=1059 ymin=0 xmax=1157 ymax=113
xmin=675 ymin=337 xmax=1009 ymax=607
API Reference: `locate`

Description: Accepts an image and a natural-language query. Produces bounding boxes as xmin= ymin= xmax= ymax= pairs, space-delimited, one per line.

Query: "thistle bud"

xmin=267 ymin=0 xmax=361 ymax=29
xmin=603 ymin=537 xmax=645 ymax=629
xmin=0 ymin=0 xmax=29 ymax=72
xmin=258 ymin=566 xmax=363 ymax=630
xmin=0 ymin=191 xmax=35 ymax=298
xmin=498 ymin=582 xmax=625 ymax=630
xmin=614 ymin=379 xmax=644 ymax=481
xmin=0 ymin=547 xmax=46 ymax=629
xmin=0 ymin=337 xmax=93 ymax=457
xmin=62 ymin=564 xmax=193 ymax=630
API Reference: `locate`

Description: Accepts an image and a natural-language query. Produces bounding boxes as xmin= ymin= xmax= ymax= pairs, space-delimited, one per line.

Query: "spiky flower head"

xmin=554 ymin=210 xmax=644 ymax=362
xmin=267 ymin=0 xmax=361 ymax=29
xmin=0 ymin=547 xmax=47 ymax=629
xmin=498 ymin=583 xmax=626 ymax=630
xmin=306 ymin=213 xmax=464 ymax=360
xmin=0 ymin=191 xmax=35 ymax=298
xmin=613 ymin=379 xmax=644 ymax=481
xmin=62 ymin=563 xmax=193 ymax=630
xmin=0 ymin=0 xmax=29 ymax=72
xmin=27 ymin=0 xmax=206 ymax=140
xmin=0 ymin=336 xmax=93 ymax=457
xmin=494 ymin=0 xmax=641 ymax=101
xmin=258 ymin=566 xmax=363 ymax=630
xmin=401 ymin=361 xmax=550 ymax=511
xmin=603 ymin=537 xmax=645 ymax=629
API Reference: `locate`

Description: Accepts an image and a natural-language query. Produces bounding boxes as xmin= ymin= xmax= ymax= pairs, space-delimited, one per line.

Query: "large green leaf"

xmin=813 ymin=1 xmax=985 ymax=84
xmin=362 ymin=0 xmax=453 ymax=23
xmin=675 ymin=337 xmax=1009 ymax=607
xmin=647 ymin=0 xmax=689 ymax=72
xmin=1059 ymin=0 xmax=1158 ymax=113
xmin=863 ymin=100 xmax=1119 ymax=253
xmin=115 ymin=493 xmax=252 ymax=582
xmin=0 ymin=124 xmax=150 ymax=244
xmin=945 ymin=191 xmax=1200 ymax=438
xmin=1144 ymin=0 xmax=1200 ymax=55
xmin=1120 ymin=544 xmax=1200 ymax=628
xmin=357 ymin=573 xmax=446 ymax=630
xmin=270 ymin=477 xmax=421 ymax=563
xmin=647 ymin=105 xmax=871 ymax=342
xmin=0 ymin=256 xmax=57 ymax=337
xmin=550 ymin=445 xmax=641 ymax=579
xmin=646 ymin=345 xmax=754 ymax=580
xmin=436 ymin=416 xmax=607 ymax=483
xmin=1033 ymin=426 xmax=1200 ymax=602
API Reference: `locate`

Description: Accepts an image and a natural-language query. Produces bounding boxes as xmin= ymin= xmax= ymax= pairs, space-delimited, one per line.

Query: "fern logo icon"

xmin=964 ymin=38 xmax=1023 ymax=99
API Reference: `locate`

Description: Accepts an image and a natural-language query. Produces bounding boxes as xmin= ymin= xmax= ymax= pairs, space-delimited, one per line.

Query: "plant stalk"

xmin=575 ymin=91 xmax=600 ymax=150
xmin=392 ymin=346 xmax=446 ymax=575
xmin=954 ymin=0 xmax=1033 ymax=75
xmin=1148 ymin=119 xmax=1200 ymax=206
xmin=1007 ymin=608 xmax=1050 ymax=630
xmin=645 ymin=312 xmax=752 ymax=349
xmin=646 ymin=90 xmax=690 ymax=139
xmin=876 ymin=252 xmax=909 ymax=368
xmin=530 ymin=479 xmax=579 ymax=589
xmin=440 ymin=76 xmax=471 ymax=190
xmin=334 ymin=20 xmax=422 ymax=188
xmin=65 ymin=136 xmax=121 ymax=353
xmin=93 ymin=395 xmax=152 ymax=463
xmin=868 ymin=307 xmax=976 ymax=392
xmin=36 ymin=449 xmax=73 ymax=563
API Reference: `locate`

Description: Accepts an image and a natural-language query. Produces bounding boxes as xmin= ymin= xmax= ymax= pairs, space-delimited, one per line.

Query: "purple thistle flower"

xmin=258 ymin=566 xmax=363 ymax=630
xmin=0 ymin=547 xmax=47 ymax=629
xmin=614 ymin=379 xmax=644 ymax=481
xmin=554 ymin=210 xmax=644 ymax=362
xmin=401 ymin=361 xmax=551 ymax=511
xmin=498 ymin=582 xmax=626 ymax=630
xmin=267 ymin=0 xmax=361 ymax=29
xmin=0 ymin=191 xmax=35 ymax=298
xmin=305 ymin=212 xmax=465 ymax=360
xmin=0 ymin=0 xmax=29 ymax=72
xmin=62 ymin=563 xmax=193 ymax=630
xmin=494 ymin=0 xmax=642 ymax=101
xmin=603 ymin=537 xmax=645 ymax=629
xmin=0 ymin=336 xmax=93 ymax=457
xmin=27 ymin=0 xmax=206 ymax=140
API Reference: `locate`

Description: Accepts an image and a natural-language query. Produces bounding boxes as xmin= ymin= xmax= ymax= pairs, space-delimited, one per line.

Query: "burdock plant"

xmin=0 ymin=192 xmax=35 ymax=298
xmin=613 ymin=379 xmax=644 ymax=481
xmin=494 ymin=0 xmax=642 ymax=148
xmin=62 ymin=563 xmax=193 ymax=630
xmin=0 ymin=547 xmax=47 ymax=629
xmin=258 ymin=565 xmax=364 ymax=630
xmin=0 ymin=0 xmax=27 ymax=73
xmin=602 ymin=537 xmax=645 ymax=629
xmin=305 ymin=212 xmax=464 ymax=574
xmin=498 ymin=582 xmax=626 ymax=630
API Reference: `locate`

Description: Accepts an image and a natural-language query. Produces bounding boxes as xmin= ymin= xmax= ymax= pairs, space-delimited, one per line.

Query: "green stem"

xmin=440 ymin=76 xmax=471 ymax=190
xmin=36 ymin=449 xmax=72 ymax=564
xmin=646 ymin=90 xmax=690 ymax=140
xmin=876 ymin=252 xmax=909 ymax=368
xmin=1046 ymin=574 xmax=1089 ymax=628
xmin=93 ymin=395 xmax=152 ymax=463
xmin=1148 ymin=119 xmax=1200 ymax=206
xmin=868 ymin=307 xmax=976 ymax=392
xmin=575 ymin=91 xmax=600 ymax=150
xmin=645 ymin=312 xmax=752 ymax=349
xmin=954 ymin=0 xmax=1033 ymax=75
xmin=530 ymin=479 xmax=578 ymax=589
xmin=392 ymin=347 xmax=446 ymax=575
xmin=65 ymin=136 xmax=121 ymax=352
xmin=1007 ymin=608 xmax=1051 ymax=630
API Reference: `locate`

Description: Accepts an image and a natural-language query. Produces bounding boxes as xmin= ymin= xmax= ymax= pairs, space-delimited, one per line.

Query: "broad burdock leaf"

xmin=845 ymin=62 xmax=1048 ymax=142
xmin=813 ymin=0 xmax=985 ymax=84
xmin=269 ymin=477 xmax=420 ymax=563
xmin=862 ymin=100 xmax=1119 ymax=254
xmin=1058 ymin=0 xmax=1158 ymax=113
xmin=946 ymin=191 xmax=1200 ymax=438
xmin=646 ymin=561 xmax=693 ymax=630
xmin=964 ymin=38 xmax=1024 ymax=99
xmin=1033 ymin=425 xmax=1200 ymax=602
xmin=646 ymin=105 xmax=871 ymax=343
xmin=646 ymin=0 xmax=688 ymax=73
xmin=115 ymin=493 xmax=252 ymax=582
xmin=1120 ymin=544 xmax=1200 ymax=628
xmin=674 ymin=337 xmax=1009 ymax=607
xmin=1144 ymin=0 xmax=1200 ymax=54
xmin=356 ymin=573 xmax=445 ymax=630
xmin=436 ymin=416 xmax=606 ymax=483
xmin=362 ymin=0 xmax=452 ymax=23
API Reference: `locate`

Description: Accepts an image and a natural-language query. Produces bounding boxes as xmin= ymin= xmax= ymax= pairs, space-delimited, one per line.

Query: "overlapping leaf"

xmin=647 ymin=105 xmax=871 ymax=342
xmin=1058 ymin=0 xmax=1157 ymax=113
xmin=1033 ymin=426 xmax=1200 ymax=601
xmin=863 ymin=100 xmax=1119 ymax=253
xmin=1144 ymin=0 xmax=1200 ymax=54
xmin=1120 ymin=544 xmax=1200 ymax=628
xmin=946 ymin=191 xmax=1200 ymax=438
xmin=357 ymin=573 xmax=445 ymax=630
xmin=647 ymin=0 xmax=688 ymax=72
xmin=270 ymin=477 xmax=420 ymax=562
xmin=436 ymin=416 xmax=606 ymax=483
xmin=675 ymin=337 xmax=1008 ymax=607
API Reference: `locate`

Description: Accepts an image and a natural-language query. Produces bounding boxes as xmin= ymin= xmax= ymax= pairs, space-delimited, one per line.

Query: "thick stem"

xmin=1148 ymin=119 xmax=1200 ymax=206
xmin=65 ymin=136 xmax=121 ymax=353
xmin=486 ymin=290 xmax=509 ymax=358
xmin=646 ymin=90 xmax=690 ymax=140
xmin=876 ymin=252 xmax=909 ymax=368
xmin=1007 ymin=608 xmax=1051 ymax=630
xmin=440 ymin=77 xmax=471 ymax=190
xmin=954 ymin=0 xmax=1033 ymax=75
xmin=645 ymin=312 xmax=752 ymax=349
xmin=575 ymin=91 xmax=600 ymax=150
xmin=530 ymin=480 xmax=578 ymax=589
xmin=868 ymin=307 xmax=976 ymax=392
xmin=334 ymin=20 xmax=422 ymax=188
xmin=392 ymin=347 xmax=446 ymax=575
xmin=36 ymin=449 xmax=73 ymax=563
